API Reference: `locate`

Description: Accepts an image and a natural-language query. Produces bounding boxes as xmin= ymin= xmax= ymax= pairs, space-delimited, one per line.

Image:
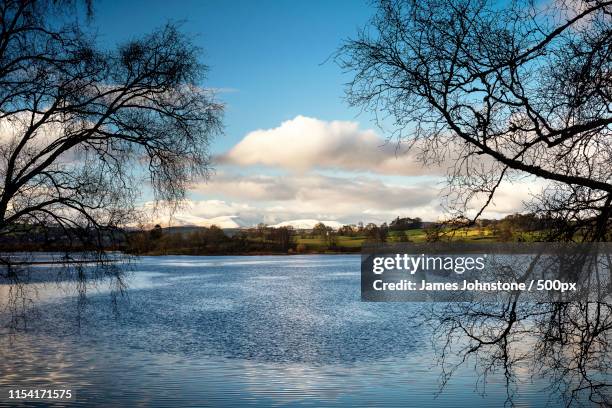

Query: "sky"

xmin=91 ymin=0 xmax=536 ymax=228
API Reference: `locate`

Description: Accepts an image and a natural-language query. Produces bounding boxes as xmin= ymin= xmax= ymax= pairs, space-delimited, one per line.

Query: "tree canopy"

xmin=0 ymin=0 xmax=223 ymax=258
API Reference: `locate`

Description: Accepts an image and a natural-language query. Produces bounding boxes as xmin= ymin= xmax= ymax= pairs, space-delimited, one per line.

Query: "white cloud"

xmin=138 ymin=115 xmax=545 ymax=226
xmin=193 ymin=172 xmax=442 ymax=221
xmin=139 ymin=171 xmax=541 ymax=227
xmin=218 ymin=115 xmax=445 ymax=176
xmin=0 ymin=114 xmax=82 ymax=166
xmin=475 ymin=178 xmax=547 ymax=219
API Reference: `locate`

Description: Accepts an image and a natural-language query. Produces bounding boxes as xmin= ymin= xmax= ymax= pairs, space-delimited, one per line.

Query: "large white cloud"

xmin=218 ymin=115 xmax=445 ymax=175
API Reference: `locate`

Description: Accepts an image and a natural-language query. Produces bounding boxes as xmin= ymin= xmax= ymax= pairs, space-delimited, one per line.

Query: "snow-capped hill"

xmin=196 ymin=216 xmax=246 ymax=229
xmin=270 ymin=219 xmax=343 ymax=230
xmin=158 ymin=215 xmax=246 ymax=229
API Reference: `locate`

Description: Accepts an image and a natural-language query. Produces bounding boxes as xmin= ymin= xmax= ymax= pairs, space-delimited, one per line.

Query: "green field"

xmin=294 ymin=227 xmax=513 ymax=252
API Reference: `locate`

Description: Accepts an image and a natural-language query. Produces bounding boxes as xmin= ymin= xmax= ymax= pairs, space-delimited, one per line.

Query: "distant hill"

xmin=144 ymin=216 xmax=433 ymax=231
xmin=270 ymin=219 xmax=343 ymax=230
xmin=152 ymin=215 xmax=247 ymax=229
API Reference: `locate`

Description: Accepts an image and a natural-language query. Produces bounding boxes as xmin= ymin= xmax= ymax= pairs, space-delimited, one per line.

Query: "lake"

xmin=0 ymin=255 xmax=573 ymax=406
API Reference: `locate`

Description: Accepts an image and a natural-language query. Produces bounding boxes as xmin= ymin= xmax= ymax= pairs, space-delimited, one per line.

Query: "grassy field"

xmin=294 ymin=227 xmax=511 ymax=252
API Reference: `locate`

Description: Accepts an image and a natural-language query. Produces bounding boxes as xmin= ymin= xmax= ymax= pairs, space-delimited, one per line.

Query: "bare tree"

xmin=0 ymin=0 xmax=222 ymax=326
xmin=339 ymin=0 xmax=612 ymax=405
xmin=337 ymin=0 xmax=611 ymax=242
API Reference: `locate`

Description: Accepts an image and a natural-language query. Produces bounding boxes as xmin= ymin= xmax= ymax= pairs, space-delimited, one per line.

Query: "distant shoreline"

xmin=0 ymin=250 xmax=361 ymax=259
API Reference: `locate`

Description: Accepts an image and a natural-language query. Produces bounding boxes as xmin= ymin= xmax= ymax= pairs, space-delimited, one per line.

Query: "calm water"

xmin=0 ymin=255 xmax=565 ymax=406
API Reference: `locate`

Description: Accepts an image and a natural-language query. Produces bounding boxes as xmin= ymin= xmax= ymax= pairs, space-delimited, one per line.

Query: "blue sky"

xmin=91 ymin=1 xmax=530 ymax=227
xmin=95 ymin=0 xmax=374 ymax=152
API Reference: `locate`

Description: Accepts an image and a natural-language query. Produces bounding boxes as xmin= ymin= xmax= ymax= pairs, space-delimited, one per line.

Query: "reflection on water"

xmin=0 ymin=255 xmax=576 ymax=406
